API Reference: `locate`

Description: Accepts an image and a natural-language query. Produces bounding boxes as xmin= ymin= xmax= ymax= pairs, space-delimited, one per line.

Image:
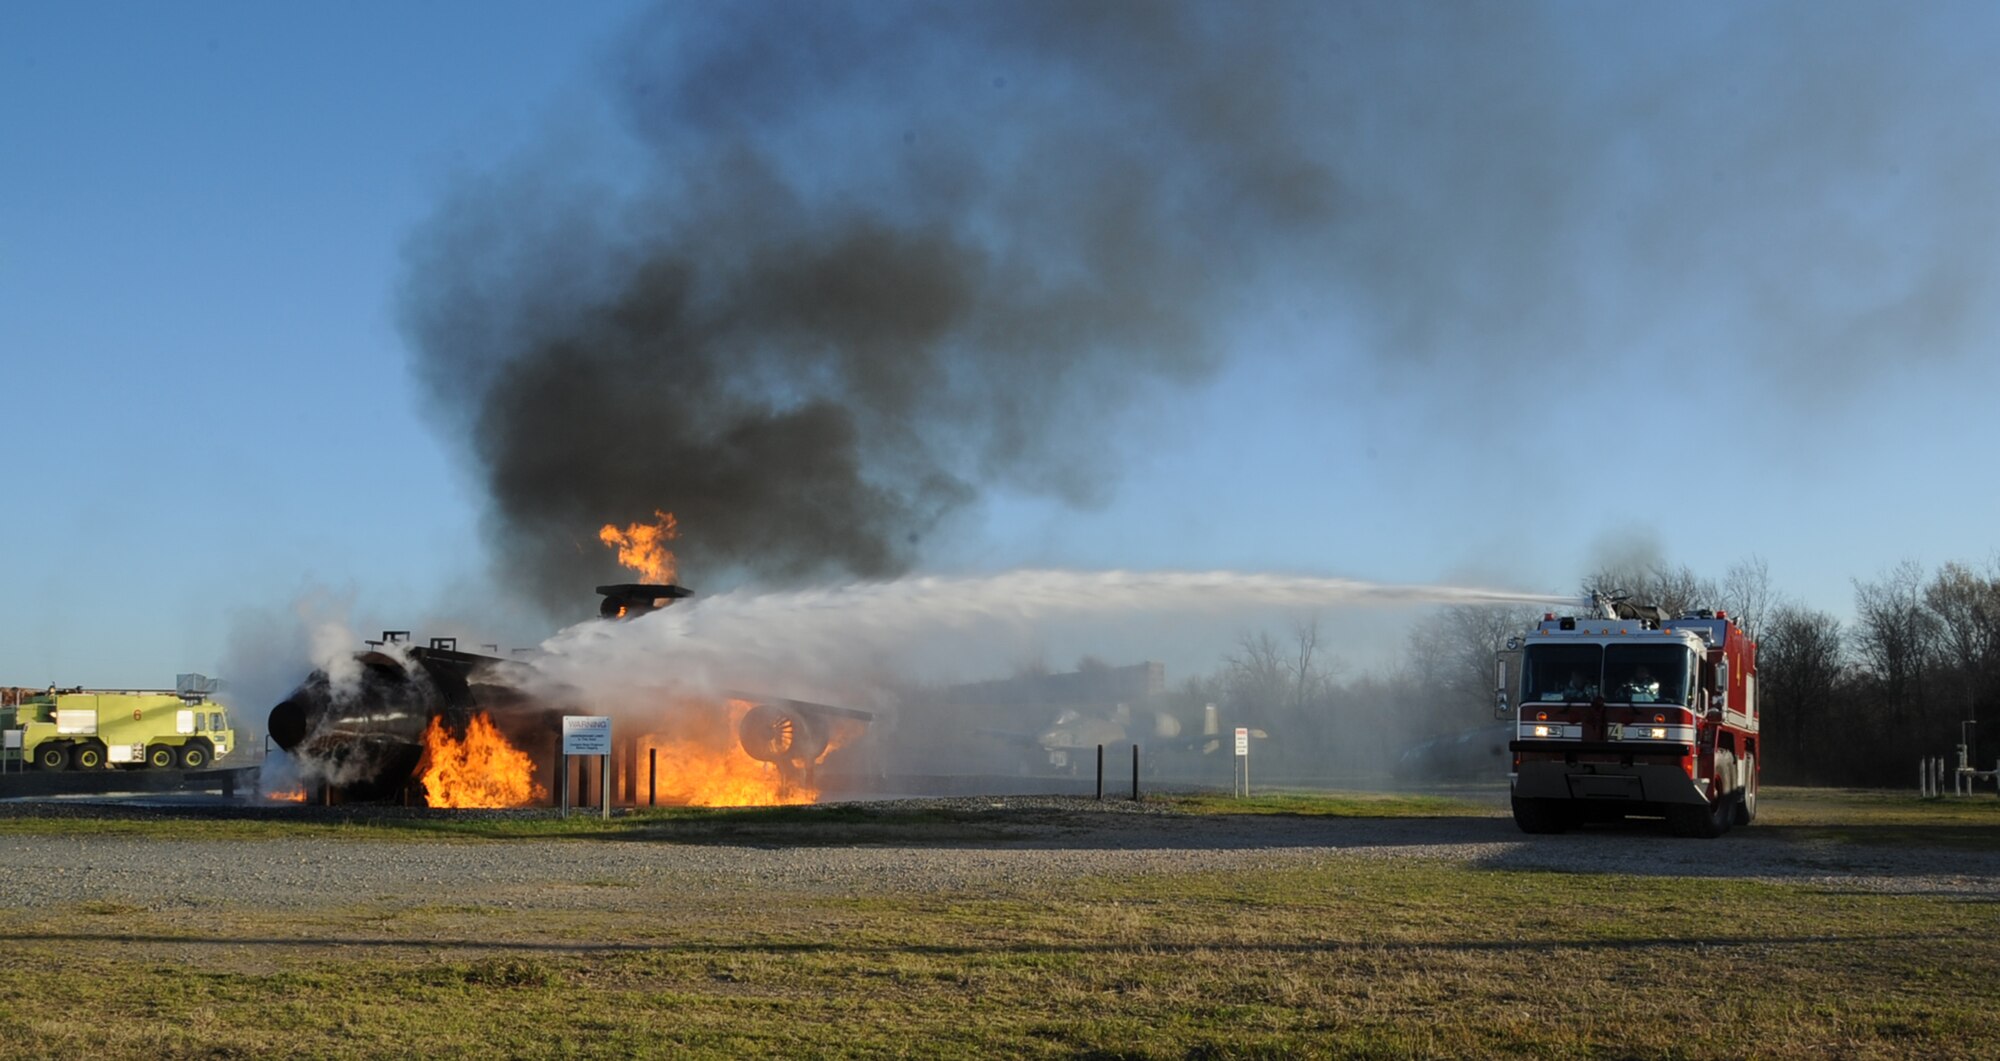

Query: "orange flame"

xmin=598 ymin=510 xmax=679 ymax=584
xmin=639 ymin=699 xmax=818 ymax=807
xmin=264 ymin=787 xmax=307 ymax=803
xmin=418 ymin=712 xmax=548 ymax=809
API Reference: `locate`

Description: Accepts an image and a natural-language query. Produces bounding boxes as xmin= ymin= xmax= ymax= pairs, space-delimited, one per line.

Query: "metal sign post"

xmin=1234 ymin=727 xmax=1250 ymax=797
xmin=562 ymin=715 xmax=613 ymax=820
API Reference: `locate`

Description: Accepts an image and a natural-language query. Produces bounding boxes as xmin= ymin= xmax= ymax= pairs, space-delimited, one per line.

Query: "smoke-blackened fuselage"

xmin=267 ymin=639 xmax=565 ymax=803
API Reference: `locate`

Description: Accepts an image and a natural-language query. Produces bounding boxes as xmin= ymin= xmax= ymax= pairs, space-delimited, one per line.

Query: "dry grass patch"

xmin=4 ymin=855 xmax=1995 ymax=1059
xmin=1759 ymin=786 xmax=2000 ymax=850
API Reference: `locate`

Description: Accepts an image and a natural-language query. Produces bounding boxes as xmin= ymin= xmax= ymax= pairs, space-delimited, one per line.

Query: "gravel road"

xmin=2 ymin=797 xmax=1995 ymax=914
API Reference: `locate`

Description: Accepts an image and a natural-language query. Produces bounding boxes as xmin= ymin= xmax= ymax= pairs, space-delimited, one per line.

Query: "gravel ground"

xmin=1 ymin=797 xmax=1996 ymax=913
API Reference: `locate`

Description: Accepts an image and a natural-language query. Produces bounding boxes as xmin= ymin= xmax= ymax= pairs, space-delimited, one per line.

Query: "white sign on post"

xmin=560 ymin=715 xmax=614 ymax=820
xmin=562 ymin=715 xmax=612 ymax=756
xmin=1233 ymin=726 xmax=1251 ymax=797
xmin=3 ymin=730 xmax=20 ymax=750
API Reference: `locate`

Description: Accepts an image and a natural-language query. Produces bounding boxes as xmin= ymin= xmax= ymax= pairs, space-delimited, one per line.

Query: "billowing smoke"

xmin=402 ymin=1 xmax=2000 ymax=617
xmin=402 ymin=1 xmax=1345 ymax=611
xmin=224 ymin=591 xmax=385 ymax=794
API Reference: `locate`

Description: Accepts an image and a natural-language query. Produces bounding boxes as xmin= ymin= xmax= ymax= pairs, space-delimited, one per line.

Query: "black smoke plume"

xmin=403 ymin=2 xmax=1999 ymax=615
xmin=400 ymin=1 xmax=1341 ymax=612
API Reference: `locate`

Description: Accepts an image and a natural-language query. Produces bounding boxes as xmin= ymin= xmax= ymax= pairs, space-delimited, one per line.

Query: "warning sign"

xmin=562 ymin=715 xmax=612 ymax=756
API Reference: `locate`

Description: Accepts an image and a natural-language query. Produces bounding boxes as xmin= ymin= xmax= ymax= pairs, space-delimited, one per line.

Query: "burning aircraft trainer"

xmin=268 ymin=583 xmax=873 ymax=807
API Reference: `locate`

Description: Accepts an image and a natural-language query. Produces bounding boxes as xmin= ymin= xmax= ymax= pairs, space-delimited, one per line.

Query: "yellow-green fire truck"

xmin=3 ymin=687 xmax=236 ymax=771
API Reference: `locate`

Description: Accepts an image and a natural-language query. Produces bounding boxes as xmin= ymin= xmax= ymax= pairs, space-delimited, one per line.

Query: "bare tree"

xmin=1405 ymin=603 xmax=1543 ymax=719
xmin=1216 ymin=621 xmax=1344 ymax=777
xmin=1720 ymin=555 xmax=1775 ymax=640
xmin=1287 ymin=614 xmax=1338 ymax=714
xmin=1923 ymin=561 xmax=2000 ymax=677
xmin=1224 ymin=629 xmax=1288 ymax=724
xmin=1758 ymin=603 xmax=1845 ymax=779
xmin=1852 ymin=561 xmax=1939 ymax=721
xmin=1921 ymin=560 xmax=2000 ymax=744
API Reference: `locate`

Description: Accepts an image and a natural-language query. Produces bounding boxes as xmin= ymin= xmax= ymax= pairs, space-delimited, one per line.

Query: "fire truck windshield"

xmin=1522 ymin=644 xmax=1602 ymax=702
xmin=1603 ymin=645 xmax=1691 ymax=705
xmin=1521 ymin=644 xmax=1693 ymax=705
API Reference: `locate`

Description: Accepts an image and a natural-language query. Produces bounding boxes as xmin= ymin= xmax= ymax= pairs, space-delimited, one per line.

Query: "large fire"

xmin=638 ymin=699 xmax=823 ymax=807
xmin=415 ymin=700 xmax=837 ymax=809
xmin=599 ymin=510 xmax=679 ymax=583
xmin=419 ymin=712 xmax=548 ymax=809
xmin=593 ymin=514 xmax=824 ymax=804
xmin=401 ymin=516 xmax=836 ymax=810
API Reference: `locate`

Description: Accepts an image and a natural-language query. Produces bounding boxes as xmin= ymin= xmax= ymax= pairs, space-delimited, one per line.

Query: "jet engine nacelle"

xmin=738 ymin=702 xmax=830 ymax=769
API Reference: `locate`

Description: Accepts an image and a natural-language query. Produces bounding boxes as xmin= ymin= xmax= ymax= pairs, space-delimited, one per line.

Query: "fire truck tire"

xmin=73 ymin=741 xmax=108 ymax=770
xmin=34 ymin=743 xmax=72 ymax=771
xmin=1668 ymin=797 xmax=1731 ymax=839
xmin=177 ymin=741 xmax=212 ymax=770
xmin=1511 ymin=797 xmax=1571 ymax=834
xmin=1734 ymin=755 xmax=1758 ymax=825
xmin=146 ymin=744 xmax=176 ymax=769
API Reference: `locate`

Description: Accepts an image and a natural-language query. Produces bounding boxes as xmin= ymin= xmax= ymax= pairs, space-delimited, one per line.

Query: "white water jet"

xmin=529 ymin=569 xmax=1576 ymax=701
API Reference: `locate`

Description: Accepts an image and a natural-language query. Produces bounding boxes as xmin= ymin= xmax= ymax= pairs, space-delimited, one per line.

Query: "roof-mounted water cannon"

xmin=1588 ymin=592 xmax=1671 ymax=629
xmin=1591 ymin=591 xmax=1618 ymax=620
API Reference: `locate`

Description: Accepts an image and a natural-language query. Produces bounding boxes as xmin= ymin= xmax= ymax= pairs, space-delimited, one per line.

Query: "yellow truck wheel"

xmin=146 ymin=744 xmax=176 ymax=769
xmin=73 ymin=742 xmax=107 ymax=770
xmin=34 ymin=744 xmax=71 ymax=771
xmin=177 ymin=741 xmax=210 ymax=769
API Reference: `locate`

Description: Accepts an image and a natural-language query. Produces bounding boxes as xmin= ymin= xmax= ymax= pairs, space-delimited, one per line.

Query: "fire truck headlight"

xmin=1648 ymin=727 xmax=1668 ymax=740
xmin=1533 ymin=725 xmax=1553 ymax=738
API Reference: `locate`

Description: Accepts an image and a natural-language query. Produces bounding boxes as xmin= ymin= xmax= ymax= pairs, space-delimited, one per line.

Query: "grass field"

xmin=0 ymin=788 xmax=1995 ymax=1059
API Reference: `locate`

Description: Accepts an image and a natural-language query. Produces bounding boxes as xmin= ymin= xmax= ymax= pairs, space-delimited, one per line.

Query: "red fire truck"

xmin=1498 ymin=597 xmax=1760 ymax=837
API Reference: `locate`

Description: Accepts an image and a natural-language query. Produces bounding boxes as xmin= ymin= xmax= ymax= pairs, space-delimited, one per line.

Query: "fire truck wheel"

xmin=73 ymin=741 xmax=107 ymax=770
xmin=1708 ymin=796 xmax=1733 ymax=835
xmin=1668 ymin=798 xmax=1731 ymax=839
xmin=34 ymin=743 xmax=72 ymax=771
xmin=146 ymin=744 xmax=176 ymax=769
xmin=1734 ymin=755 xmax=1758 ymax=825
xmin=177 ymin=741 xmax=211 ymax=770
xmin=1511 ymin=797 xmax=1571 ymax=834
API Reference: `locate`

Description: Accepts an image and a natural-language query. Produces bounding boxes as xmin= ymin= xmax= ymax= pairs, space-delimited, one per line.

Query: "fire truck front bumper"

xmin=1509 ymin=741 xmax=1706 ymax=806
xmin=1509 ymin=740 xmax=1693 ymax=758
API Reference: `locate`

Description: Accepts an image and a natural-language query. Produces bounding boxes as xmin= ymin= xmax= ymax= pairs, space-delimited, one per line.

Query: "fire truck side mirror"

xmin=1714 ymin=659 xmax=1730 ymax=711
xmin=1493 ymin=655 xmax=1512 ymax=719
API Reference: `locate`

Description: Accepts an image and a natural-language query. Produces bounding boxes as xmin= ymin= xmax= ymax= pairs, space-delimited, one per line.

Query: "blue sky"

xmin=5 ymin=1 xmax=1998 ymax=690
xmin=3 ymin=2 xmax=646 ymax=683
